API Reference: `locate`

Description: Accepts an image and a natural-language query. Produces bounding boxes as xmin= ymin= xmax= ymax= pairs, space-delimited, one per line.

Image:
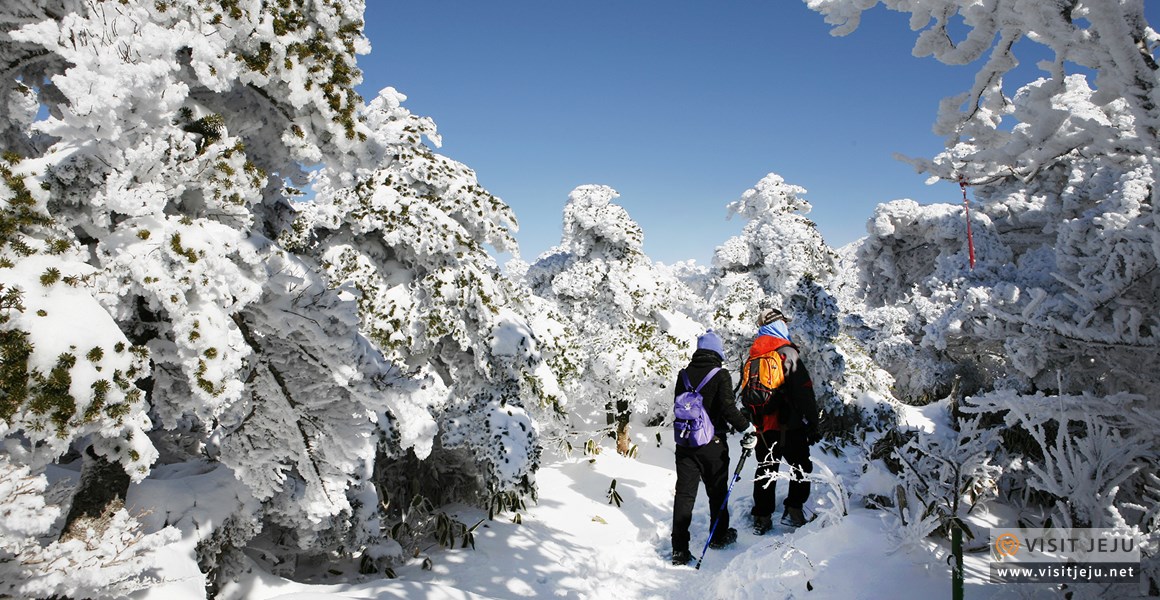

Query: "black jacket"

xmin=772 ymin=357 xmax=819 ymax=434
xmin=674 ymin=349 xmax=751 ymax=438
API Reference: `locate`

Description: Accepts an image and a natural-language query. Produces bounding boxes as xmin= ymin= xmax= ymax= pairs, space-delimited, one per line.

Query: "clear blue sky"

xmin=356 ymin=1 xmax=1157 ymax=266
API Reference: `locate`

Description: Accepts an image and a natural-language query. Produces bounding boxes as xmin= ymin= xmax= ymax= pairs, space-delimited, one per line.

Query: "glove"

xmin=805 ymin=426 xmax=820 ymax=446
xmin=740 ymin=429 xmax=758 ymax=450
xmin=777 ymin=346 xmax=799 ymax=375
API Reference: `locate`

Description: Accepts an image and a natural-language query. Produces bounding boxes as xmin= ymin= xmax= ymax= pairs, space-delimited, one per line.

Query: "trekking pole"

xmin=694 ymin=447 xmax=752 ymax=570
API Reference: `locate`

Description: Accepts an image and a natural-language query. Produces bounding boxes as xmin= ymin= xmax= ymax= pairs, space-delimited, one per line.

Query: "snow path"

xmin=218 ymin=423 xmax=1027 ymax=600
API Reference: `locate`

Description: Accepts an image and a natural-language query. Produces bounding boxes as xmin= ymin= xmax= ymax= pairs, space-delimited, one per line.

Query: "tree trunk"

xmin=606 ymin=397 xmax=631 ymax=455
xmin=61 ymin=445 xmax=130 ymax=538
xmin=615 ymin=420 xmax=631 ymax=456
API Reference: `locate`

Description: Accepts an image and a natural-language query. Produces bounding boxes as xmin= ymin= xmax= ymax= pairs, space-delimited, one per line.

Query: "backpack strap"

xmin=734 ymin=358 xmax=750 ymax=392
xmin=693 ymin=367 xmax=721 ymax=393
xmin=679 ymin=369 xmax=692 ymax=392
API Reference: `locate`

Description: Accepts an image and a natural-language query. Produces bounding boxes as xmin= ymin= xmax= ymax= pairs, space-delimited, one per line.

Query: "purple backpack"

xmin=673 ymin=367 xmax=720 ymax=447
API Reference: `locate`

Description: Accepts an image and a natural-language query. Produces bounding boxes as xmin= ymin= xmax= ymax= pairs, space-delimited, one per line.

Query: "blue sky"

xmin=356 ymin=1 xmax=1156 ymax=266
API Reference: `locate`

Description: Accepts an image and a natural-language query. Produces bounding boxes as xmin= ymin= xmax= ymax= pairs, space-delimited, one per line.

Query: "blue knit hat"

xmin=696 ymin=330 xmax=725 ymax=360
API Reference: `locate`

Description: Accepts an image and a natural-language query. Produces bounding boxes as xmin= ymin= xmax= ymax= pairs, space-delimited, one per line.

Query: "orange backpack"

xmin=739 ymin=337 xmax=787 ymax=432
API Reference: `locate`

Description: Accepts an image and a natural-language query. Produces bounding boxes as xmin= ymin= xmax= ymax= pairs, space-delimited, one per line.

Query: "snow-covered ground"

xmin=149 ymin=419 xmax=1030 ymax=600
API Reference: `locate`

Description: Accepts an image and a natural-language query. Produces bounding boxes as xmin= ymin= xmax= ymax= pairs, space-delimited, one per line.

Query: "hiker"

xmin=743 ymin=308 xmax=820 ymax=533
xmin=670 ymin=330 xmax=756 ymax=566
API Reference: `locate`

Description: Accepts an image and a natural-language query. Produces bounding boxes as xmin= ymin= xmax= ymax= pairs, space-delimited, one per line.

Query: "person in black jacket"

xmin=670 ymin=330 xmax=756 ymax=566
xmin=747 ymin=309 xmax=820 ymax=533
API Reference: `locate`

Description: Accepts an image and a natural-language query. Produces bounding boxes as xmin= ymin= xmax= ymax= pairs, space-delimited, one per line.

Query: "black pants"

xmin=672 ymin=437 xmax=730 ymax=553
xmin=751 ymin=428 xmax=812 ymax=517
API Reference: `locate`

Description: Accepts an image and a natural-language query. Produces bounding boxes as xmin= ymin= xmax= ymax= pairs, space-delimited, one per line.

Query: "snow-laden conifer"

xmin=284 ymin=87 xmax=566 ymax=517
xmin=523 ymin=185 xmax=700 ymax=453
xmin=0 ymin=0 xmax=523 ymax=586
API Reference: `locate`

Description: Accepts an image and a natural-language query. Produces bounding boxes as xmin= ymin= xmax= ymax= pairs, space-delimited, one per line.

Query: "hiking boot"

xmin=671 ymin=549 xmax=692 ymax=566
xmin=708 ymin=527 xmax=737 ymax=549
xmin=781 ymin=506 xmax=807 ymax=528
xmin=752 ymin=514 xmax=773 ymax=536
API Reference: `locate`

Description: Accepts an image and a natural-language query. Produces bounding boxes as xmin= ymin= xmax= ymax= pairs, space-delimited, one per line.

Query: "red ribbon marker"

xmin=959 ymin=178 xmax=976 ymax=270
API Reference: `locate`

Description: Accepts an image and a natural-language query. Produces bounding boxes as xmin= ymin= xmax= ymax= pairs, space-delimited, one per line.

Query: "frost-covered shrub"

xmin=961 ymin=391 xmax=1159 ymax=530
xmin=961 ymin=391 xmax=1160 ymax=595
xmin=0 ymin=454 xmax=179 ymax=599
xmin=885 ymin=417 xmax=1002 ymax=549
xmin=754 ymin=455 xmax=850 ymax=529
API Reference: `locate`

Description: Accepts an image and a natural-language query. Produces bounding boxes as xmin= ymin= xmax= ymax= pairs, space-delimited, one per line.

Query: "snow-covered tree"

xmin=523 ymin=185 xmax=699 ymax=453
xmin=810 ymin=0 xmax=1160 ymax=589
xmin=839 ymin=197 xmax=1011 ymax=403
xmin=282 ymin=87 xmax=566 ymax=515
xmin=709 ymin=173 xmax=896 ymax=433
xmin=808 ymin=0 xmax=1160 ymax=397
xmin=931 ymin=76 xmax=1156 ymax=398
xmin=0 ymin=155 xmax=157 ymax=475
xmin=0 ymin=154 xmax=181 ymax=598
xmin=1 ymin=0 xmax=513 ymax=586
xmin=812 ymin=0 xmax=1160 ymax=399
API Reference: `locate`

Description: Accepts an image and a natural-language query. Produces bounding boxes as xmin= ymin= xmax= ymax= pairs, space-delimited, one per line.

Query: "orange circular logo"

xmin=994 ymin=533 xmax=1021 ymax=558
